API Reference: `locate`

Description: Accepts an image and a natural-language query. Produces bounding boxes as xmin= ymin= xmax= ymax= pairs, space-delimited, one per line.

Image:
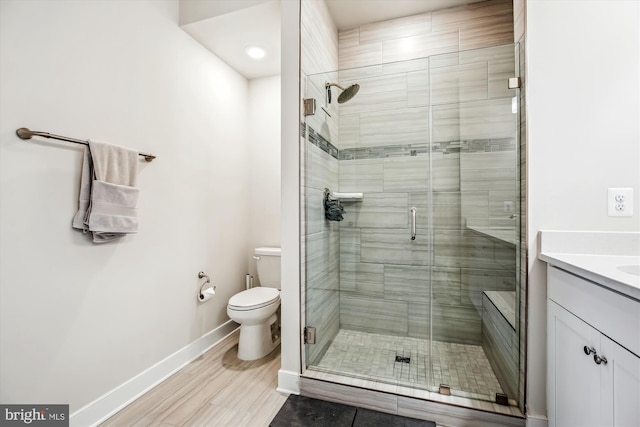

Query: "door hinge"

xmin=439 ymin=384 xmax=451 ymax=395
xmin=303 ymin=98 xmax=316 ymax=116
xmin=304 ymin=326 xmax=316 ymax=344
xmin=496 ymin=392 xmax=509 ymax=405
xmin=508 ymin=77 xmax=521 ymax=89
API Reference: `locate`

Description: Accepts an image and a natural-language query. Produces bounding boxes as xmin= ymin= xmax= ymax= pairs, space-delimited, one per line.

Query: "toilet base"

xmin=237 ymin=314 xmax=280 ymax=361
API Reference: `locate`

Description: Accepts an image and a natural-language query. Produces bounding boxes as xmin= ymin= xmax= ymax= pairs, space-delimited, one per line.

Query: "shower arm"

xmin=325 ymin=82 xmax=346 ymax=90
xmin=325 ymin=83 xmax=344 ymax=105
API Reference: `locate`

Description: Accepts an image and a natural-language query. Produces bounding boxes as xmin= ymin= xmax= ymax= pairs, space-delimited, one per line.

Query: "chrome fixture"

xmin=325 ymin=82 xmax=360 ymax=104
xmin=410 ymin=207 xmax=417 ymax=240
xmin=197 ymin=271 xmax=215 ymax=301
xmin=16 ymin=127 xmax=156 ymax=161
xmin=303 ymin=98 xmax=316 ymax=116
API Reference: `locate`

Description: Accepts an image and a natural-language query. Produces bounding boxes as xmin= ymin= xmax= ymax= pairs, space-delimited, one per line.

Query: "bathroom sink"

xmin=617 ymin=264 xmax=640 ymax=276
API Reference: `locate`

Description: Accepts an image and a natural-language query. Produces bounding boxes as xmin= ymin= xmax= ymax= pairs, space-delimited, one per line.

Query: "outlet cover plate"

xmin=608 ymin=188 xmax=634 ymax=217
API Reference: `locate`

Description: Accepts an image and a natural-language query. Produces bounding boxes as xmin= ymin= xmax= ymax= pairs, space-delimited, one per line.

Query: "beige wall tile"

xmin=339 ymin=158 xmax=384 ymax=192
xmin=360 ymin=108 xmax=429 ymax=147
xmin=407 ymin=69 xmax=429 ymax=107
xmin=340 ymin=42 xmax=383 ymax=70
xmin=383 ymin=29 xmax=459 ymax=63
xmin=338 ymin=27 xmax=360 ymax=49
xmin=342 ymin=192 xmax=409 ymax=229
xmin=340 ymin=294 xmax=409 ymax=335
xmin=360 ymin=13 xmax=432 ymax=44
xmin=340 ymin=261 xmax=385 ymax=296
xmin=338 ymin=114 xmax=360 ymax=151
xmin=384 ymin=265 xmax=431 ymax=304
xmin=431 ymin=62 xmax=489 ymax=105
xmin=383 ymin=156 xmax=430 ymax=192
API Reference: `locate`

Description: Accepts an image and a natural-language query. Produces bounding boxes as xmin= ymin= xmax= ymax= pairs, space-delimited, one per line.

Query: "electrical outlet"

xmin=608 ymin=188 xmax=634 ymax=217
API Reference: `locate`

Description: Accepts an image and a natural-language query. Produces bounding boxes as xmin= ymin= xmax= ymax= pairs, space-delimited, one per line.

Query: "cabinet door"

xmin=548 ymin=301 xmax=602 ymax=427
xmin=601 ymin=336 xmax=640 ymax=427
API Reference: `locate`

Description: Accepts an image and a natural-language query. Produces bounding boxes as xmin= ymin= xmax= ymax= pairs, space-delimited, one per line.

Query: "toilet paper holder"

xmin=198 ymin=271 xmax=216 ymax=302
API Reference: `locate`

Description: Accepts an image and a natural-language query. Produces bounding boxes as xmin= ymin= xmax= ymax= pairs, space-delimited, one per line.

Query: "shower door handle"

xmin=410 ymin=207 xmax=417 ymax=240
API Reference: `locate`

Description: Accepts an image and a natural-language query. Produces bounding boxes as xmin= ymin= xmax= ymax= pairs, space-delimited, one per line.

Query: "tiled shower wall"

xmin=301 ymin=0 xmax=527 ymax=408
xmin=334 ymin=0 xmax=517 ymax=346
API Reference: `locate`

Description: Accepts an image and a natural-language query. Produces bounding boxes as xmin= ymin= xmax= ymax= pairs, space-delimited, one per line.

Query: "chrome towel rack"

xmin=16 ymin=127 xmax=156 ymax=162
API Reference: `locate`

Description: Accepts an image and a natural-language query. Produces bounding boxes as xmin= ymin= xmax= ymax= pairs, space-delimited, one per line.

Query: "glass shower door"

xmin=427 ymin=43 xmax=521 ymax=403
xmin=302 ymin=42 xmax=521 ymax=407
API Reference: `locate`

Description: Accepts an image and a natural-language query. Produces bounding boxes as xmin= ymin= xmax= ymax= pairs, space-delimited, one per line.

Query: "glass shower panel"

xmin=302 ymin=70 xmax=341 ymax=370
xmin=302 ymin=43 xmax=521 ymax=407
xmin=304 ymin=61 xmax=433 ymax=388
xmin=428 ymin=44 xmax=521 ymax=402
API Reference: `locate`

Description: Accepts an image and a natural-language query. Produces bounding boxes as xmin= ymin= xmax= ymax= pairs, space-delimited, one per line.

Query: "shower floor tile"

xmin=313 ymin=329 xmax=503 ymax=400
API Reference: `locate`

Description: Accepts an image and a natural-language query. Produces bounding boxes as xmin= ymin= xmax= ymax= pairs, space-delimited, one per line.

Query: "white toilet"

xmin=227 ymin=247 xmax=281 ymax=361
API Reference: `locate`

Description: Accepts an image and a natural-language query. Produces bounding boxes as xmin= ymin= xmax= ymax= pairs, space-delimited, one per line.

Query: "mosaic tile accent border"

xmin=340 ymin=138 xmax=516 ymax=160
xmin=302 ymin=122 xmax=515 ymax=162
xmin=301 ymin=122 xmax=339 ymax=159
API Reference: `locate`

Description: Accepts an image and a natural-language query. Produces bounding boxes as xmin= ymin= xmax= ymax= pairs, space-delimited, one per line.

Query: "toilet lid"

xmin=228 ymin=287 xmax=280 ymax=311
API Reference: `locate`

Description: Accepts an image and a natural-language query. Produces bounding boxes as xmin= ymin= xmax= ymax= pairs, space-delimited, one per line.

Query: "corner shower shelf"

xmin=331 ymin=192 xmax=363 ymax=202
xmin=466 ymin=218 xmax=516 ymax=246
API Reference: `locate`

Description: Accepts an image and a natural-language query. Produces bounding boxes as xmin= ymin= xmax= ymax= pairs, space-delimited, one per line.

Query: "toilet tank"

xmin=255 ymin=247 xmax=281 ymax=289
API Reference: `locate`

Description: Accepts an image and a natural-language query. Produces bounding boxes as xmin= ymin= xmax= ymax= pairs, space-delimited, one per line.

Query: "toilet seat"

xmin=228 ymin=287 xmax=280 ymax=311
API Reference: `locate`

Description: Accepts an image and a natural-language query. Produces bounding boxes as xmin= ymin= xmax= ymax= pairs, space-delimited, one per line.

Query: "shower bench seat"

xmin=482 ymin=290 xmax=517 ymax=401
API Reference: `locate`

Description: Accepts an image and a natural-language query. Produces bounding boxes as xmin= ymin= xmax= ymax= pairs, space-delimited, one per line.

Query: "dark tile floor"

xmin=270 ymin=395 xmax=436 ymax=427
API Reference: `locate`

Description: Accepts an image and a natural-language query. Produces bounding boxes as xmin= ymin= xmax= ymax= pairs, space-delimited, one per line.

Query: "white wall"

xmin=248 ymin=75 xmax=282 ymax=280
xmin=526 ymin=0 xmax=640 ymax=421
xmin=179 ymin=0 xmax=271 ymax=25
xmin=0 ymin=0 xmax=252 ymax=413
xmin=279 ymin=0 xmax=302 ymax=394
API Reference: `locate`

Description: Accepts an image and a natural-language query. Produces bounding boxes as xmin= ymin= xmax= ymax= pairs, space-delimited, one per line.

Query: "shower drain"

xmin=395 ymin=355 xmax=411 ymax=364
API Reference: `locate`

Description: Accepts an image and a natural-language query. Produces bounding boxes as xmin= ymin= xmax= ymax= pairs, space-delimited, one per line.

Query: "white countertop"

xmin=539 ymin=231 xmax=640 ymax=301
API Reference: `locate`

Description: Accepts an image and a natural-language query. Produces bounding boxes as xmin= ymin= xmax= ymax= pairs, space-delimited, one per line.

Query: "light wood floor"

xmin=101 ymin=330 xmax=288 ymax=427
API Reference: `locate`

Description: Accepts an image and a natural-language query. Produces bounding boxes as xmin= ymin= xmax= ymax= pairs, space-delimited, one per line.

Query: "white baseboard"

xmin=526 ymin=414 xmax=549 ymax=427
xmin=277 ymin=369 xmax=300 ymax=395
xmin=70 ymin=320 xmax=239 ymax=427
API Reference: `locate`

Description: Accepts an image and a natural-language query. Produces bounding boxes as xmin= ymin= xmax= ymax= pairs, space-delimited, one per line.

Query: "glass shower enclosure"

xmin=302 ymin=44 xmax=522 ymax=407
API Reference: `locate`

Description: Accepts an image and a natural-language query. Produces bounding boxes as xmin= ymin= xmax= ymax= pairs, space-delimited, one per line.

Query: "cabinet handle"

xmin=583 ymin=345 xmax=596 ymax=356
xmin=594 ymin=354 xmax=608 ymax=365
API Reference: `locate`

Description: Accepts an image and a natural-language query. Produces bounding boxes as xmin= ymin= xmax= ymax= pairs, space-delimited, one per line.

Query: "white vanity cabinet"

xmin=547 ymin=266 xmax=640 ymax=427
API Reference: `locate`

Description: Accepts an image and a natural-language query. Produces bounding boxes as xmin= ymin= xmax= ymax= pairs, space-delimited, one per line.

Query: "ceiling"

xmin=325 ymin=0 xmax=486 ymax=30
xmin=180 ymin=0 xmax=488 ymax=80
xmin=180 ymin=0 xmax=281 ymax=80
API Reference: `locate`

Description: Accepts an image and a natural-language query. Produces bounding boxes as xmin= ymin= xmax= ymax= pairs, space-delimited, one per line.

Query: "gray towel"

xmin=72 ymin=141 xmax=140 ymax=243
xmin=324 ymin=191 xmax=345 ymax=222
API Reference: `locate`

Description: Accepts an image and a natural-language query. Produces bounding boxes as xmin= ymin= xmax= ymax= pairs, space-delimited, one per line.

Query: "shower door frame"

xmin=301 ymin=42 xmax=523 ymax=409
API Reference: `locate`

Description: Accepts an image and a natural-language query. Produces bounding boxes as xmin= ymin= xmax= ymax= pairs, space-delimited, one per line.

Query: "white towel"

xmin=90 ymin=140 xmax=138 ymax=187
xmin=72 ymin=141 xmax=140 ymax=243
xmin=88 ymin=181 xmax=139 ymax=235
xmin=72 ymin=146 xmax=93 ymax=232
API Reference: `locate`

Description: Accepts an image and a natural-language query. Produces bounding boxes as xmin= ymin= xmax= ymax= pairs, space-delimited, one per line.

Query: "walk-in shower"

xmin=301 ymin=43 xmax=524 ymax=413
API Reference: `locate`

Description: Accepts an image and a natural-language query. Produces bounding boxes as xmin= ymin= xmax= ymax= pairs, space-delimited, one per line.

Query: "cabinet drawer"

xmin=548 ymin=266 xmax=640 ymax=356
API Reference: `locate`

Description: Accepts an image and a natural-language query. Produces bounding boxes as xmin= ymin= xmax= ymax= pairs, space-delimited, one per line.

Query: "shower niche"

xmin=301 ymin=41 xmax=524 ymax=415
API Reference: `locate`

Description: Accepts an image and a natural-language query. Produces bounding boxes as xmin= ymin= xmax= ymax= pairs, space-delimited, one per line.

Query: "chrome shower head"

xmin=326 ymin=82 xmax=360 ymax=104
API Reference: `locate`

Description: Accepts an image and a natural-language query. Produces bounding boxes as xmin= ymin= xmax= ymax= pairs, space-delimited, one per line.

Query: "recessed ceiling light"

xmin=245 ymin=46 xmax=266 ymax=60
